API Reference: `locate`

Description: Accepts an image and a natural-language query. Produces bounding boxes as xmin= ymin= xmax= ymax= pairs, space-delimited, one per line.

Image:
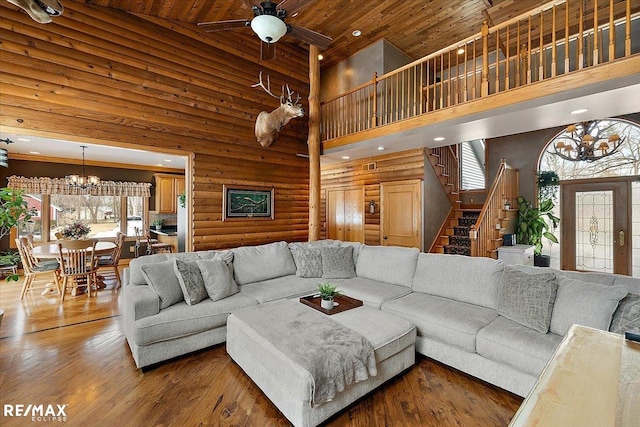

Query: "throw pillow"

xmin=609 ymin=293 xmax=640 ymax=334
xmin=321 ymin=246 xmax=356 ymax=279
xmin=140 ymin=260 xmax=184 ymax=309
xmin=290 ymin=247 xmax=323 ymax=278
xmin=550 ymin=276 xmax=629 ymax=336
xmin=497 ymin=266 xmax=558 ymax=333
xmin=173 ymin=259 xmax=208 ymax=306
xmin=196 ymin=258 xmax=239 ymax=302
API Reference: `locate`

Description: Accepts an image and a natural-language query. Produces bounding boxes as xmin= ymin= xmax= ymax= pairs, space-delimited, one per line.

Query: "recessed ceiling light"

xmin=156 ymin=163 xmax=164 ymax=166
xmin=318 ymin=54 xmax=324 ymax=61
xmin=341 ymin=156 xmax=350 ymax=160
xmin=570 ymin=108 xmax=589 ymax=115
xmin=352 ymin=30 xmax=362 ymax=37
xmin=457 ymin=48 xmax=465 ymax=55
xmin=164 ymin=159 xmax=172 ymax=162
xmin=434 ymin=137 xmax=445 ymax=142
xmin=17 ymin=138 xmax=30 ymax=142
xmin=377 ymin=146 xmax=385 ymax=151
xmin=29 ymin=151 xmax=40 ymax=155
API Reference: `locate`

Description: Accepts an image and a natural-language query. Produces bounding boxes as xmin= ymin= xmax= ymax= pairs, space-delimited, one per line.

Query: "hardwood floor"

xmin=0 ymin=275 xmax=523 ymax=426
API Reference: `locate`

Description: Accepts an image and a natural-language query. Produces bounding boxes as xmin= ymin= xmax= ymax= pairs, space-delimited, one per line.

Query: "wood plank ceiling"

xmin=69 ymin=0 xmax=549 ymax=70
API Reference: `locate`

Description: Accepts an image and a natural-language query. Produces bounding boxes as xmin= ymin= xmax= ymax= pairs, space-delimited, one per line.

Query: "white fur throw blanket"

xmin=235 ymin=300 xmax=377 ymax=406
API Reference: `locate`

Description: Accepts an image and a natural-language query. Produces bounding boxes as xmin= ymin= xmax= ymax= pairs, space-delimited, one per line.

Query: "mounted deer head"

xmin=7 ymin=0 xmax=63 ymax=23
xmin=252 ymin=72 xmax=304 ymax=148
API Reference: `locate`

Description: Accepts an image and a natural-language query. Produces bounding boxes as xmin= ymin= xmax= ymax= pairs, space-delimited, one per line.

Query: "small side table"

xmin=498 ymin=244 xmax=534 ymax=265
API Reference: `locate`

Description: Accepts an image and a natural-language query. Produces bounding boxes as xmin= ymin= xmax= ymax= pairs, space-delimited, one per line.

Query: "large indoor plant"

xmin=0 ymin=188 xmax=34 ymax=281
xmin=516 ymin=195 xmax=559 ymax=266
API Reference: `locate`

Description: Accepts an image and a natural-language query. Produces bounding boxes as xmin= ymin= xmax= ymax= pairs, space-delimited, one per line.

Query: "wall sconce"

xmin=369 ymin=200 xmax=376 ymax=214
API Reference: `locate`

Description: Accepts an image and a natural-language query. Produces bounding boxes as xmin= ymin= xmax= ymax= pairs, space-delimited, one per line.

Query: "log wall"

xmin=320 ymin=149 xmax=425 ymax=245
xmin=0 ymin=2 xmax=311 ymax=250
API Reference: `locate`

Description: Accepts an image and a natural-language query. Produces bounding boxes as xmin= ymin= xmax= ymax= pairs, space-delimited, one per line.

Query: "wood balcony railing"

xmin=321 ymin=0 xmax=638 ymax=142
xmin=469 ymin=160 xmax=519 ymax=258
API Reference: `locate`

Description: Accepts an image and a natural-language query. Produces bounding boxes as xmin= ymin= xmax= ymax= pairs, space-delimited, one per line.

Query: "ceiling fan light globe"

xmin=251 ymin=15 xmax=287 ymax=44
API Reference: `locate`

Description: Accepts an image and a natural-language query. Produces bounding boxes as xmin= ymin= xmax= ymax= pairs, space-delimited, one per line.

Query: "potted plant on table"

xmin=516 ymin=196 xmax=559 ymax=267
xmin=318 ymin=283 xmax=341 ymax=310
xmin=61 ymin=221 xmax=91 ymax=240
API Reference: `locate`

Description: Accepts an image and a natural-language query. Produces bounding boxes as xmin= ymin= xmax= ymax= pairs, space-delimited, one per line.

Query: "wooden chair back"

xmin=15 ymin=237 xmax=35 ymax=274
xmin=57 ymin=239 xmax=98 ymax=276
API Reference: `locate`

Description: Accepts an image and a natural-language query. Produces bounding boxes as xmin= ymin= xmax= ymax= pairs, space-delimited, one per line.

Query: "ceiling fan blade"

xmin=260 ymin=41 xmax=276 ymax=61
xmin=278 ymin=0 xmax=317 ymax=17
xmin=288 ymin=25 xmax=332 ymax=49
xmin=198 ymin=19 xmax=250 ymax=32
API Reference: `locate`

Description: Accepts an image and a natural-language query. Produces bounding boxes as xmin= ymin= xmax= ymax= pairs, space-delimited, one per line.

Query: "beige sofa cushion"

xmin=231 ymin=241 xmax=296 ymax=285
xmin=355 ymin=245 xmax=419 ymax=287
xmin=411 ymin=253 xmax=505 ymax=309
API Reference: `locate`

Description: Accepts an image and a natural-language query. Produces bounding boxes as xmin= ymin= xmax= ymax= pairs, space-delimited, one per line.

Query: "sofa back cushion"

xmin=128 ymin=250 xmax=231 ymax=286
xmin=550 ymin=276 xmax=628 ymax=336
xmin=231 ymin=241 xmax=296 ymax=285
xmin=412 ymin=253 xmax=505 ymax=309
xmin=355 ymin=245 xmax=419 ymax=287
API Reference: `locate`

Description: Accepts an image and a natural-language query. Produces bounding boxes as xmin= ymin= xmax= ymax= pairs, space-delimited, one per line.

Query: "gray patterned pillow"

xmin=497 ymin=267 xmax=558 ymax=333
xmin=173 ymin=259 xmax=208 ymax=306
xmin=321 ymin=246 xmax=356 ymax=279
xmin=609 ymin=293 xmax=640 ymax=334
xmin=196 ymin=258 xmax=239 ymax=301
xmin=291 ymin=247 xmax=323 ymax=278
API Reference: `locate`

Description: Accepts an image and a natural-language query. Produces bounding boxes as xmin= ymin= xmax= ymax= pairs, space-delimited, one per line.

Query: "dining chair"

xmin=133 ymin=227 xmax=157 ymax=258
xmin=96 ymin=232 xmax=125 ymax=288
xmin=25 ymin=234 xmax=60 ymax=269
xmin=57 ymin=239 xmax=99 ymax=301
xmin=144 ymin=229 xmax=173 ymax=255
xmin=15 ymin=237 xmax=61 ymax=299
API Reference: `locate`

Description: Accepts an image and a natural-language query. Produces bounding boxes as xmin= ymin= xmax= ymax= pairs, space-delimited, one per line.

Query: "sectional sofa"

xmin=121 ymin=239 xmax=639 ymax=398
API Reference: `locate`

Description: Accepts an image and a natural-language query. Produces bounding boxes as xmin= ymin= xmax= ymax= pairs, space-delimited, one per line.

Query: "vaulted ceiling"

xmin=70 ymin=0 xmax=549 ymax=69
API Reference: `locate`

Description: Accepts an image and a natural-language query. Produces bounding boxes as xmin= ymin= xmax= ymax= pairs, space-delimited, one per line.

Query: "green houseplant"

xmin=0 ymin=188 xmax=34 ymax=281
xmin=152 ymin=218 xmax=166 ymax=230
xmin=516 ymin=196 xmax=559 ymax=266
xmin=537 ymin=170 xmax=560 ymax=204
xmin=318 ymin=283 xmax=340 ymax=310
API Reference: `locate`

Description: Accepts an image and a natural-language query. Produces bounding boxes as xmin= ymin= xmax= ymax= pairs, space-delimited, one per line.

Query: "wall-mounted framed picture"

xmin=222 ymin=185 xmax=274 ymax=221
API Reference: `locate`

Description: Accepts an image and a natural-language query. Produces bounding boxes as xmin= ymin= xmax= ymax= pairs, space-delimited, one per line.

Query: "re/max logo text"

xmin=3 ymin=404 xmax=67 ymax=421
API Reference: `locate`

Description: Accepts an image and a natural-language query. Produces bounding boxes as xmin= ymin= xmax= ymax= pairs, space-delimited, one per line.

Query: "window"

xmin=17 ymin=194 xmax=144 ymax=242
xmin=460 ymin=139 xmax=486 ymax=190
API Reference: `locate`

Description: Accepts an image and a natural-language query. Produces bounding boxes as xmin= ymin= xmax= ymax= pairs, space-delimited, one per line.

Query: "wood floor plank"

xmin=0 ymin=277 xmax=522 ymax=426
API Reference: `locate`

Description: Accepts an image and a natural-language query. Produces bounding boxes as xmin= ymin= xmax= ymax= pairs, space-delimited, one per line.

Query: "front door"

xmin=561 ymin=179 xmax=631 ymax=275
xmin=380 ymin=180 xmax=422 ymax=249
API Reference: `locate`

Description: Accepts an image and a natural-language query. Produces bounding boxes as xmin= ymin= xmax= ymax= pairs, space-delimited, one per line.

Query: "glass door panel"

xmin=575 ymin=191 xmax=614 ymax=273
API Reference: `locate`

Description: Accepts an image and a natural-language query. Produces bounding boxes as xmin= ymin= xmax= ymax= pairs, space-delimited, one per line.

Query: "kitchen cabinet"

xmin=154 ymin=173 xmax=185 ymax=214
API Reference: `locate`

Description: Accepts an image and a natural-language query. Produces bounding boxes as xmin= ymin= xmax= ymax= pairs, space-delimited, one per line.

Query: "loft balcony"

xmin=320 ymin=0 xmax=640 ymax=160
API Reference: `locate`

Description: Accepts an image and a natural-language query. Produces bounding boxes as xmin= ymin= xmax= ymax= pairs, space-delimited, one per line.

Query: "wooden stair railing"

xmin=427 ymin=145 xmax=461 ymax=253
xmin=469 ymin=159 xmax=519 ymax=258
xmin=427 ymin=145 xmax=459 ymax=204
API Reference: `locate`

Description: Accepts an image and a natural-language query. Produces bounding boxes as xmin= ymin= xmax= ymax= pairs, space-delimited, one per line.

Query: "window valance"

xmin=7 ymin=176 xmax=151 ymax=197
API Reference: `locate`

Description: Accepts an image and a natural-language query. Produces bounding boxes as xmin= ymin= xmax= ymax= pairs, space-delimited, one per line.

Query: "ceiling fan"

xmin=198 ymin=0 xmax=332 ymax=59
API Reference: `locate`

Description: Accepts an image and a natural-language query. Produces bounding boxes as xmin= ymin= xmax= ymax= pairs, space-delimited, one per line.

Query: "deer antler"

xmin=251 ymin=71 xmax=280 ymax=99
xmin=284 ymin=84 xmax=301 ymax=104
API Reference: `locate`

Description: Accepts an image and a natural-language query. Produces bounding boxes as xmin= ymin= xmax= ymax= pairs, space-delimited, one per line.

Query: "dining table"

xmin=31 ymin=241 xmax=117 ymax=295
xmin=31 ymin=241 xmax=117 ymax=259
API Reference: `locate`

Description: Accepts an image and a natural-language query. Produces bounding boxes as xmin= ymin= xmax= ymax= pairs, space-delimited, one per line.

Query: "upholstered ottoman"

xmin=226 ymin=299 xmax=417 ymax=427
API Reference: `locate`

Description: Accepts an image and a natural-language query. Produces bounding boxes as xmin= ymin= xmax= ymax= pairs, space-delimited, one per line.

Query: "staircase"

xmin=440 ymin=207 xmax=481 ymax=256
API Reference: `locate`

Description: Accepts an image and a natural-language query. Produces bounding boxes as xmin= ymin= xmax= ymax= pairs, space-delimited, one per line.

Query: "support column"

xmin=308 ymin=45 xmax=321 ymax=241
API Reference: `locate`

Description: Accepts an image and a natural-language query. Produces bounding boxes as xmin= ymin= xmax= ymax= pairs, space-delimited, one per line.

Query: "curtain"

xmin=7 ymin=176 xmax=151 ymax=197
